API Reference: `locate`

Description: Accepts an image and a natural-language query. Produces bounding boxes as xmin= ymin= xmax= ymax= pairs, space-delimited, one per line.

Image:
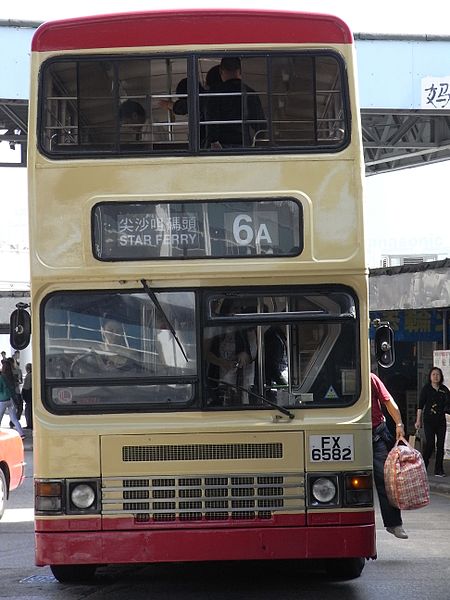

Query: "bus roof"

xmin=32 ymin=9 xmax=353 ymax=52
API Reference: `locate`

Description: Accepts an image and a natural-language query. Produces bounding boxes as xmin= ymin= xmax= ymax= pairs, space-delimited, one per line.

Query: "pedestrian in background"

xmin=22 ymin=363 xmax=32 ymax=430
xmin=415 ymin=366 xmax=449 ymax=477
xmin=0 ymin=359 xmax=24 ymax=438
xmin=207 ymin=57 xmax=266 ymax=149
xmin=371 ymin=372 xmax=408 ymax=539
xmin=10 ymin=350 xmax=23 ymax=426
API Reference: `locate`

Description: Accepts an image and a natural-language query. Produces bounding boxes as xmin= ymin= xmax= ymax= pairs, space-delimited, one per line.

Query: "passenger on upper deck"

xmin=119 ymin=99 xmax=166 ymax=144
xmin=158 ymin=65 xmax=222 ymax=147
xmin=159 ymin=65 xmax=222 ymax=117
xmin=207 ymin=57 xmax=266 ymax=149
xmin=119 ymin=100 xmax=147 ymax=142
xmin=158 ymin=78 xmax=202 ymax=117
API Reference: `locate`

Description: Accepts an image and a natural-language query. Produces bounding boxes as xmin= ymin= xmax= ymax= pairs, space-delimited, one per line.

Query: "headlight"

xmin=36 ymin=479 xmax=100 ymax=515
xmin=70 ymin=484 xmax=96 ymax=509
xmin=312 ymin=477 xmax=337 ymax=503
xmin=307 ymin=473 xmax=340 ymax=507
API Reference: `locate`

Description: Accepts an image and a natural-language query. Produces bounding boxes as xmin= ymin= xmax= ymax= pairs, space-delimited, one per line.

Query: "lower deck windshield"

xmin=43 ymin=286 xmax=360 ymax=412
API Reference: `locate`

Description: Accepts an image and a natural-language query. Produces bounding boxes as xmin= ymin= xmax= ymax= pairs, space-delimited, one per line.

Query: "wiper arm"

xmin=209 ymin=377 xmax=295 ymax=420
xmin=140 ymin=278 xmax=189 ymax=362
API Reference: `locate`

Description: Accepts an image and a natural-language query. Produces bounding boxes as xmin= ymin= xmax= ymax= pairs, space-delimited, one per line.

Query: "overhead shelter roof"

xmin=0 ymin=19 xmax=449 ymax=173
xmin=369 ymin=258 xmax=450 ymax=311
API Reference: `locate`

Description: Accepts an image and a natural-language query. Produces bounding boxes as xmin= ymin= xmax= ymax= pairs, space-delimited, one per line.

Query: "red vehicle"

xmin=0 ymin=429 xmax=25 ymax=520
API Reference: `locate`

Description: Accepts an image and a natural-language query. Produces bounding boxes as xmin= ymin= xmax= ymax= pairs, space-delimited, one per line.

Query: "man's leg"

xmin=373 ymin=437 xmax=402 ymax=528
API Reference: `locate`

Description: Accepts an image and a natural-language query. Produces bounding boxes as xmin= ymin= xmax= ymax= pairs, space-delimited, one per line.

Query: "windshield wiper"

xmin=209 ymin=378 xmax=295 ymax=420
xmin=140 ymin=278 xmax=188 ymax=362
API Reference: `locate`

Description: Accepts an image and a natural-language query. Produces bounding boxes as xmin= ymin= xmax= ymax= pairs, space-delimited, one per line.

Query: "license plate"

xmin=309 ymin=434 xmax=354 ymax=462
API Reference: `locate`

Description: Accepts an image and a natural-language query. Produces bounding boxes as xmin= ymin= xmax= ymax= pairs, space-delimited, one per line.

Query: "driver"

xmin=71 ymin=318 xmax=139 ymax=377
xmin=99 ymin=319 xmax=134 ymax=371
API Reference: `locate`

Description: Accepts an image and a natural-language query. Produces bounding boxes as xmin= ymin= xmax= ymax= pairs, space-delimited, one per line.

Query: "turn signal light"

xmin=344 ymin=472 xmax=373 ymax=507
xmin=35 ymin=479 xmax=64 ymax=514
xmin=35 ymin=480 xmax=62 ymax=496
xmin=346 ymin=475 xmax=372 ymax=490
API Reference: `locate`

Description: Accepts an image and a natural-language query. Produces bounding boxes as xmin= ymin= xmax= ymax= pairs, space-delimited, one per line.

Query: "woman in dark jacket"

xmin=0 ymin=359 xmax=25 ymax=437
xmin=415 ymin=367 xmax=449 ymax=477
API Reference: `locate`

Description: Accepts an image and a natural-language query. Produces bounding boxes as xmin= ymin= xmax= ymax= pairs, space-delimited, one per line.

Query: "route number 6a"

xmin=233 ymin=214 xmax=273 ymax=246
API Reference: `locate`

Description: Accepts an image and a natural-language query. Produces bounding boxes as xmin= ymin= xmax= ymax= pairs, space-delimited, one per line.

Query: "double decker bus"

xmin=15 ymin=9 xmax=391 ymax=582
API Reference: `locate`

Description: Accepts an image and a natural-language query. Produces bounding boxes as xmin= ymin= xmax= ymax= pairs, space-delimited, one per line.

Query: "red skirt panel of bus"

xmin=35 ymin=511 xmax=376 ymax=565
xmin=36 ymin=511 xmax=373 ymax=532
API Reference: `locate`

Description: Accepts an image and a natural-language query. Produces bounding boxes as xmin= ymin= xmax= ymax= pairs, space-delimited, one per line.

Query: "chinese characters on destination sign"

xmin=118 ymin=214 xmax=198 ymax=248
xmin=93 ymin=199 xmax=302 ymax=260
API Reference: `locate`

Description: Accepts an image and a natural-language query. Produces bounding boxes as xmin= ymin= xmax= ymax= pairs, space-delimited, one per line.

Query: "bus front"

xmin=27 ymin=10 xmax=374 ymax=582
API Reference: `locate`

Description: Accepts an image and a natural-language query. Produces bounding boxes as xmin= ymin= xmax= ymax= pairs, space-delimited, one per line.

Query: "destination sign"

xmin=93 ymin=198 xmax=302 ymax=260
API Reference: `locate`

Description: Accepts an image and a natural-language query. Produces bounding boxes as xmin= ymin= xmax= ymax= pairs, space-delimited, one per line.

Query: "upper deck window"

xmin=39 ymin=52 xmax=349 ymax=157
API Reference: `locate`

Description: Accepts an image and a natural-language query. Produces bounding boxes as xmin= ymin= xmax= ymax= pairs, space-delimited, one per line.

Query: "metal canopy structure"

xmin=355 ymin=33 xmax=450 ymax=175
xmin=0 ymin=99 xmax=28 ymax=167
xmin=2 ymin=99 xmax=449 ymax=174
xmin=0 ymin=23 xmax=450 ymax=174
xmin=361 ymin=109 xmax=450 ymax=175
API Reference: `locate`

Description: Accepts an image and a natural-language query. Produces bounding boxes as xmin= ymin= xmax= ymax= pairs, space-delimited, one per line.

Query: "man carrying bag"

xmin=371 ymin=372 xmax=409 ymax=539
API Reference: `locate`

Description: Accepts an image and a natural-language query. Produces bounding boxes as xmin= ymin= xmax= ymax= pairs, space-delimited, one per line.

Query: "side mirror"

xmin=374 ymin=320 xmax=395 ymax=369
xmin=10 ymin=302 xmax=31 ymax=350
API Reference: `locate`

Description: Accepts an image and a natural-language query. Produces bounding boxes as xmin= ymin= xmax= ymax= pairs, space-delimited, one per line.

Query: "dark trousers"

xmin=423 ymin=419 xmax=447 ymax=474
xmin=10 ymin=392 xmax=23 ymax=426
xmin=372 ymin=422 xmax=402 ymax=528
xmin=22 ymin=388 xmax=32 ymax=429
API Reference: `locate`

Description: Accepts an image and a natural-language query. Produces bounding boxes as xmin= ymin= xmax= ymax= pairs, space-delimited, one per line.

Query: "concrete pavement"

xmin=427 ymin=458 xmax=450 ymax=495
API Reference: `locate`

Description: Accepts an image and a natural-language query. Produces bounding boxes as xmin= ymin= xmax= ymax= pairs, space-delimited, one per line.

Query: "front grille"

xmin=122 ymin=443 xmax=283 ymax=462
xmin=102 ymin=473 xmax=304 ymax=523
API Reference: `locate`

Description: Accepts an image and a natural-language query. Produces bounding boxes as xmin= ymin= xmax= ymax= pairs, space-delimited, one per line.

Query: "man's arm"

xmin=372 ymin=373 xmax=405 ymax=440
xmin=385 ymin=395 xmax=405 ymax=440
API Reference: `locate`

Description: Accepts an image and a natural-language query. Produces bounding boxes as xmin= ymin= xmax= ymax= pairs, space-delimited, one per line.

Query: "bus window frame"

xmin=40 ymin=287 xmax=201 ymax=415
xmin=37 ymin=50 xmax=351 ymax=159
xmin=40 ymin=284 xmax=361 ymax=415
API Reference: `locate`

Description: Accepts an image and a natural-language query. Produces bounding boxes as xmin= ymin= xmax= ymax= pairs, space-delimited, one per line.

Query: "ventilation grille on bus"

xmin=102 ymin=473 xmax=305 ymax=523
xmin=122 ymin=443 xmax=283 ymax=462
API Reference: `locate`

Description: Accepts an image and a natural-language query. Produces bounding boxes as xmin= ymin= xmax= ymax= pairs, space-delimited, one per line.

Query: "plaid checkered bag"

xmin=384 ymin=439 xmax=430 ymax=510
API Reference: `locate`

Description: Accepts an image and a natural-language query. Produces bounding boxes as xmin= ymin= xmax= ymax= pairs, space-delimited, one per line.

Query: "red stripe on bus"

xmin=36 ymin=514 xmax=307 ymax=532
xmin=36 ymin=523 xmax=375 ymax=565
xmin=32 ymin=10 xmax=353 ymax=52
xmin=308 ymin=511 xmax=375 ymax=526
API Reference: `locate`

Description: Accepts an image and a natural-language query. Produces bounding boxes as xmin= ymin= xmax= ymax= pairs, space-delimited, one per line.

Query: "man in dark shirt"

xmin=207 ymin=57 xmax=266 ymax=149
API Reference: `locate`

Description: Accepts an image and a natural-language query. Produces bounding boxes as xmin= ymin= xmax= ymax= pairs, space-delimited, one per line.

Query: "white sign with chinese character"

xmin=433 ymin=350 xmax=450 ymax=459
xmin=421 ymin=76 xmax=450 ymax=109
